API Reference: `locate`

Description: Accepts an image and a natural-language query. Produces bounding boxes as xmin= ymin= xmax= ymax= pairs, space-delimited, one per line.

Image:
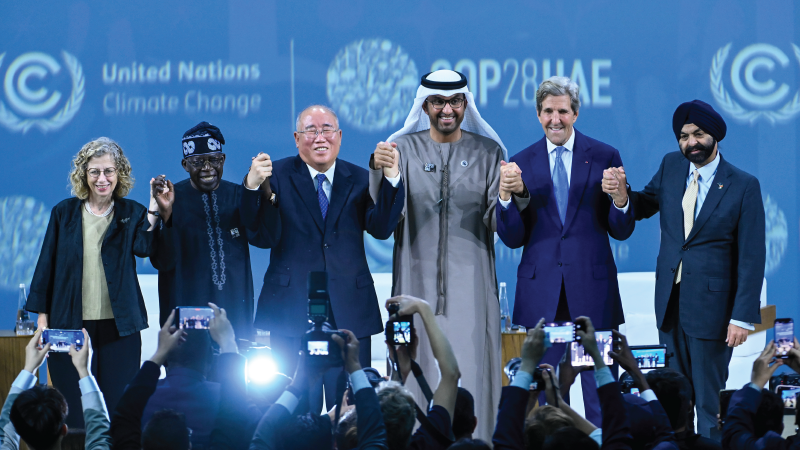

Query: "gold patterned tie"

xmin=676 ymin=169 xmax=700 ymax=284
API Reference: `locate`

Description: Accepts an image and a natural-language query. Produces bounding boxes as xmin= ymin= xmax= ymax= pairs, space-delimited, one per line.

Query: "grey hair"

xmin=535 ymin=76 xmax=581 ymax=114
xmin=295 ymin=104 xmax=339 ymax=131
xmin=69 ymin=137 xmax=134 ymax=199
xmin=376 ymin=381 xmax=416 ymax=450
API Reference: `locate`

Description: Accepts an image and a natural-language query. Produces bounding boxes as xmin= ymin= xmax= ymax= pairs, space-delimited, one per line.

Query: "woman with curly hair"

xmin=27 ymin=137 xmax=171 ymax=427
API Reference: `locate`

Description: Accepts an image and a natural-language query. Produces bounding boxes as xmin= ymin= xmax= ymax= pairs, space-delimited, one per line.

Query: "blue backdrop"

xmin=1 ymin=1 xmax=798 ymax=330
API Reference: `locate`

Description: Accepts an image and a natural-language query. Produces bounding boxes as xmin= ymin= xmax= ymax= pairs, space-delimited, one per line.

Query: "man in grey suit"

xmin=602 ymin=99 xmax=765 ymax=440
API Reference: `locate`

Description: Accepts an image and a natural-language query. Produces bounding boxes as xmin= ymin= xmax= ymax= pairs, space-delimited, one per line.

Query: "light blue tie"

xmin=316 ymin=173 xmax=329 ymax=220
xmin=553 ymin=146 xmax=569 ymax=224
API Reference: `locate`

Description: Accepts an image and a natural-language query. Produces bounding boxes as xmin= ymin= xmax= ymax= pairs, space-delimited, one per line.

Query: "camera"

xmin=504 ymin=357 xmax=546 ymax=390
xmin=770 ymin=373 xmax=800 ymax=414
xmin=301 ymin=272 xmax=346 ymax=367
xmin=385 ymin=303 xmax=414 ymax=346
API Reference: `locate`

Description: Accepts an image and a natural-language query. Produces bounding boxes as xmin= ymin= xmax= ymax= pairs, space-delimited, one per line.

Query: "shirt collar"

xmin=306 ymin=161 xmax=336 ymax=184
xmin=546 ymin=129 xmax=576 ymax=154
xmin=688 ymin=151 xmax=720 ymax=181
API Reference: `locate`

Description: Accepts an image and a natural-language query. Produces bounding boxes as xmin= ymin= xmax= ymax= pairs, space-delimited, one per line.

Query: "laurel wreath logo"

xmin=0 ymin=50 xmax=85 ymax=133
xmin=710 ymin=43 xmax=800 ymax=125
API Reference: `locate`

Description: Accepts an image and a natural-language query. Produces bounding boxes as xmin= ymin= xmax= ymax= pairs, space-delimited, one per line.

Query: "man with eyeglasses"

xmin=368 ymin=70 xmax=509 ymax=440
xmin=240 ymin=105 xmax=405 ymax=414
xmin=150 ymin=121 xmax=270 ymax=340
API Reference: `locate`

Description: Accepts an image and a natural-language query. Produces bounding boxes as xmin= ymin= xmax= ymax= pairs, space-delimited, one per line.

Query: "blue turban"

xmin=672 ymin=100 xmax=727 ymax=142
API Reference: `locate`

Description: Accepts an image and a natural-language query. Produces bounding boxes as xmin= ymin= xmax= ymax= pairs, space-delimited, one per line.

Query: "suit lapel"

xmin=289 ymin=156 xmax=325 ymax=233
xmin=685 ymin=157 xmax=731 ymax=243
xmin=523 ymin=140 xmax=562 ymax=229
xmin=325 ymin=161 xmax=353 ymax=233
xmin=563 ymin=131 xmax=592 ymax=231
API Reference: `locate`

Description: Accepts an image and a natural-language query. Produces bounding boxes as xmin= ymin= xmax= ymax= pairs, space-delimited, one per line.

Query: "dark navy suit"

xmin=630 ymin=152 xmax=765 ymax=439
xmin=241 ymin=155 xmax=404 ymax=410
xmin=497 ymin=129 xmax=634 ymax=425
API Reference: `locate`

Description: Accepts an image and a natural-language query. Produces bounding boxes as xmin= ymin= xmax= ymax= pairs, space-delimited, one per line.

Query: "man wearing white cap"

xmin=369 ymin=70 xmax=515 ymax=439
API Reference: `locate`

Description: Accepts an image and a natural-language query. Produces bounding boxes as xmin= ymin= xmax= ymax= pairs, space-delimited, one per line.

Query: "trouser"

xmin=48 ymin=319 xmax=142 ymax=428
xmin=659 ymin=282 xmax=733 ymax=441
xmin=538 ymin=278 xmax=612 ymax=427
xmin=270 ymin=333 xmax=372 ymax=415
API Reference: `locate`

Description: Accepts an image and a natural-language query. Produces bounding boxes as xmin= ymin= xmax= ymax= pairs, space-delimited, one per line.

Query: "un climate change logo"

xmin=711 ymin=43 xmax=800 ymax=124
xmin=0 ymin=51 xmax=85 ymax=133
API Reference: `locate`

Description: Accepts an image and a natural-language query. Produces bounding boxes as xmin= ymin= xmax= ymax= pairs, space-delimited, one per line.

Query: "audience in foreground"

xmin=722 ymin=338 xmax=800 ymax=449
xmin=0 ymin=328 xmax=110 ymax=450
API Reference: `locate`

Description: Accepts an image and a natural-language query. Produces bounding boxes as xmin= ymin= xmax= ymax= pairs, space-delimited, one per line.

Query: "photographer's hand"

xmin=608 ymin=330 xmax=650 ymax=391
xmin=331 ymin=329 xmax=361 ymax=374
xmin=149 ymin=309 xmax=187 ymax=366
xmin=69 ymin=329 xmax=92 ymax=379
xmin=574 ymin=316 xmax=605 ymax=370
xmin=385 ymin=295 xmax=424 ymax=317
xmin=557 ymin=346 xmax=589 ymax=398
xmin=24 ymin=329 xmax=50 ymax=374
xmin=751 ymin=340 xmax=783 ymax=388
xmin=208 ymin=302 xmax=238 ymax=354
xmin=784 ymin=337 xmax=800 ymax=374
xmin=520 ymin=318 xmax=546 ymax=375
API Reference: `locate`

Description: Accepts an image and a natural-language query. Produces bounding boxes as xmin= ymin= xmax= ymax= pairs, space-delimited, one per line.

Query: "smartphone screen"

xmin=545 ymin=322 xmax=575 ymax=343
xmin=630 ymin=388 xmax=640 ymax=397
xmin=308 ymin=340 xmax=329 ymax=356
xmin=176 ymin=307 xmax=214 ymax=329
xmin=570 ymin=330 xmax=613 ymax=366
xmin=392 ymin=321 xmax=412 ymax=345
xmin=42 ymin=329 xmax=84 ymax=352
xmin=719 ymin=389 xmax=736 ymax=421
xmin=777 ymin=385 xmax=800 ymax=411
xmin=775 ymin=318 xmax=794 ymax=358
xmin=630 ymin=346 xmax=667 ymax=370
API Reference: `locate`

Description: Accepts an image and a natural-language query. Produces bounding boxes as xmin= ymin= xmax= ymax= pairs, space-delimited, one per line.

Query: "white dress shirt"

xmin=306 ymin=162 xmax=336 ymax=200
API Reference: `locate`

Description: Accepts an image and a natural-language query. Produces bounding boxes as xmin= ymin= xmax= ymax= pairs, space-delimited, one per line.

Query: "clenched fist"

xmin=601 ymin=167 xmax=628 ymax=208
xmin=373 ymin=142 xmax=400 ymax=178
xmin=246 ymin=152 xmax=273 ymax=191
xmin=499 ymin=161 xmax=524 ymax=201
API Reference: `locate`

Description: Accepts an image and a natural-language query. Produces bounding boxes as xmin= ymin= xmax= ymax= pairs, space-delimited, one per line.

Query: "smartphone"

xmin=176 ymin=307 xmax=214 ymax=329
xmin=630 ymin=388 xmax=640 ymax=397
xmin=570 ymin=330 xmax=614 ymax=366
xmin=544 ymin=322 xmax=575 ymax=344
xmin=42 ymin=329 xmax=84 ymax=352
xmin=777 ymin=385 xmax=800 ymax=412
xmin=629 ymin=345 xmax=668 ymax=371
xmin=719 ymin=389 xmax=736 ymax=423
xmin=775 ymin=318 xmax=794 ymax=358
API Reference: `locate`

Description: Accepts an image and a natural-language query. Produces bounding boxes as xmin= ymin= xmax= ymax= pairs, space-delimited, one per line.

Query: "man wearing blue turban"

xmin=602 ymin=99 xmax=766 ymax=440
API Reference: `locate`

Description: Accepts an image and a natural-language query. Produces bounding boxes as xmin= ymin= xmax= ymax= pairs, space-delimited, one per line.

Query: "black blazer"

xmin=630 ymin=152 xmax=765 ymax=340
xmin=27 ymin=197 xmax=154 ymax=335
xmin=241 ymin=155 xmax=404 ymax=338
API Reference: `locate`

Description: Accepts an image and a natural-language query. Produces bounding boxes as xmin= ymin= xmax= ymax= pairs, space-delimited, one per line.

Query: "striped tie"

xmin=676 ymin=169 xmax=700 ymax=284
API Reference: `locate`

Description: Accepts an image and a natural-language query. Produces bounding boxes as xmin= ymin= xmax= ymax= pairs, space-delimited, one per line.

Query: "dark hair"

xmin=453 ymin=387 xmax=476 ymax=440
xmin=754 ymin=389 xmax=784 ymax=438
xmin=167 ymin=329 xmax=213 ymax=375
xmin=142 ymin=410 xmax=191 ymax=450
xmin=541 ymin=426 xmax=599 ymax=450
xmin=646 ymin=368 xmax=693 ymax=430
xmin=10 ymin=385 xmax=68 ymax=450
xmin=449 ymin=438 xmax=492 ymax=450
xmin=61 ymin=428 xmax=86 ymax=450
xmin=277 ymin=412 xmax=333 ymax=450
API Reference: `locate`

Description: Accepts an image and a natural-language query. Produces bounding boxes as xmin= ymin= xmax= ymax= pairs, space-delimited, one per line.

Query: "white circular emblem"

xmin=0 ymin=51 xmax=85 ymax=133
xmin=710 ymin=42 xmax=800 ymax=124
xmin=208 ymin=138 xmax=220 ymax=151
xmin=183 ymin=141 xmax=195 ymax=156
xmin=327 ymin=39 xmax=418 ymax=132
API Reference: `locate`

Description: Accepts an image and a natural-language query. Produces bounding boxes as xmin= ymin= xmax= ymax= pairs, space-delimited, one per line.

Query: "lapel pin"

xmin=230 ymin=228 xmax=240 ymax=238
xmin=585 ymin=161 xmax=589 ymax=164
xmin=718 ymin=183 xmax=723 ymax=189
xmin=461 ymin=160 xmax=468 ymax=167
xmin=424 ymin=163 xmax=436 ymax=172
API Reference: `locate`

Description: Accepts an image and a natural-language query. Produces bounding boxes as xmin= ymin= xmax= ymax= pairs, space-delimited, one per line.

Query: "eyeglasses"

xmin=426 ymin=96 xmax=465 ymax=110
xmin=186 ymin=156 xmax=224 ymax=169
xmin=87 ymin=168 xmax=117 ymax=178
xmin=297 ymin=128 xmax=339 ymax=139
